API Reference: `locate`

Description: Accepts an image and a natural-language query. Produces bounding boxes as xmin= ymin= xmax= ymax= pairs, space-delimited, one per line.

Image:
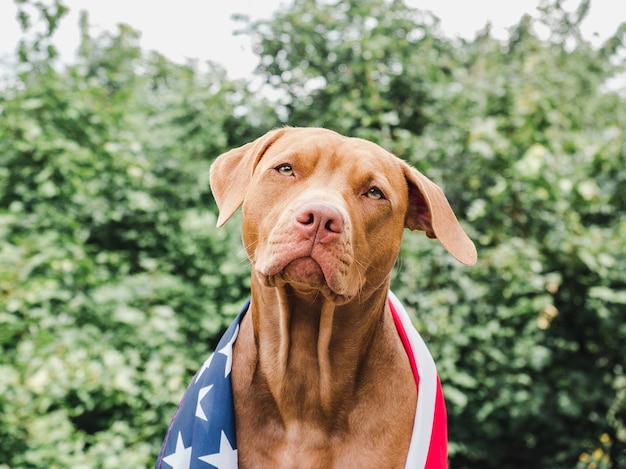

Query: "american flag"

xmin=155 ymin=292 xmax=448 ymax=469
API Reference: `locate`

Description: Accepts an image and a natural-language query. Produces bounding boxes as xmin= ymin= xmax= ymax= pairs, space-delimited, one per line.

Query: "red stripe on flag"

xmin=388 ymin=297 xmax=448 ymax=469
xmin=389 ymin=299 xmax=419 ymax=390
xmin=425 ymin=375 xmax=448 ymax=469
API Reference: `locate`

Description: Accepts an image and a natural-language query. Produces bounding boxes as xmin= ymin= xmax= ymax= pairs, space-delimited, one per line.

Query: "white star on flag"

xmin=195 ymin=353 xmax=214 ymax=383
xmin=198 ymin=431 xmax=238 ymax=469
xmin=195 ymin=385 xmax=213 ymax=421
xmin=162 ymin=431 xmax=192 ymax=469
xmin=217 ymin=324 xmax=238 ymax=377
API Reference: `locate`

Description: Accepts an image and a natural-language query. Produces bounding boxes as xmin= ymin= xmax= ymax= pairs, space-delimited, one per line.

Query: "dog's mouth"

xmin=260 ymin=255 xmax=354 ymax=303
xmin=282 ymin=257 xmax=326 ymax=285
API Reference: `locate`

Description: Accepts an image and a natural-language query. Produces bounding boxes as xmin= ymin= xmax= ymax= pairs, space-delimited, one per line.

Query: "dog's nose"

xmin=295 ymin=202 xmax=344 ymax=242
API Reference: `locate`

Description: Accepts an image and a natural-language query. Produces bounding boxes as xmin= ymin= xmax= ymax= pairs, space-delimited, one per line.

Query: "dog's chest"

xmin=235 ymin=422 xmax=409 ymax=469
xmin=232 ymin=358 xmax=415 ymax=469
xmin=231 ymin=304 xmax=415 ymax=468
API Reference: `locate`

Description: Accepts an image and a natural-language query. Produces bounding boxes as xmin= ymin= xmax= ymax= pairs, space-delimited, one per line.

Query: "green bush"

xmin=0 ymin=8 xmax=279 ymax=468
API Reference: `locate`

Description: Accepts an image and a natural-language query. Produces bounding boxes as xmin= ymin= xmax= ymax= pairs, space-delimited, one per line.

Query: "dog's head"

xmin=210 ymin=127 xmax=476 ymax=303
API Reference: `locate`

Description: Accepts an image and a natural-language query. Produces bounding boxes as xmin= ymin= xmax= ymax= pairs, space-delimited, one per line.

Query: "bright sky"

xmin=0 ymin=0 xmax=623 ymax=79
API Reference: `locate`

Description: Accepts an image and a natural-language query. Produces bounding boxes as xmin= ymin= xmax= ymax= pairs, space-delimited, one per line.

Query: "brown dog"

xmin=209 ymin=127 xmax=476 ymax=468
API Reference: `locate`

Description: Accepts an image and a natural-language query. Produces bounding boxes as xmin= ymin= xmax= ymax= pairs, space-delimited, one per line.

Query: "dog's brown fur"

xmin=209 ymin=127 xmax=476 ymax=468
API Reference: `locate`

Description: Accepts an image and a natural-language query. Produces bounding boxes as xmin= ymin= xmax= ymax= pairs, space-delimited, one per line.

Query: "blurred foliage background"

xmin=1 ymin=0 xmax=625 ymax=467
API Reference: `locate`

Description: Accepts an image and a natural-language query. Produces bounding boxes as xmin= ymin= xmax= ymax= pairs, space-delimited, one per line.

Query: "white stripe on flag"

xmin=388 ymin=291 xmax=438 ymax=469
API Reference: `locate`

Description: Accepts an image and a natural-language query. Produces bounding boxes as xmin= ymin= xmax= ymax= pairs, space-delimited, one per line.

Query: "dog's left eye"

xmin=276 ymin=164 xmax=294 ymax=176
xmin=365 ymin=187 xmax=385 ymax=200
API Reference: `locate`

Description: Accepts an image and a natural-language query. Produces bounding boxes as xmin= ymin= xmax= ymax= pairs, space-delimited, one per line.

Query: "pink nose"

xmin=294 ymin=202 xmax=344 ymax=243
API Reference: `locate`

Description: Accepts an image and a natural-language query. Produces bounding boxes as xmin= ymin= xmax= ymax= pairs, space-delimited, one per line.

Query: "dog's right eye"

xmin=365 ymin=187 xmax=385 ymax=200
xmin=276 ymin=164 xmax=294 ymax=176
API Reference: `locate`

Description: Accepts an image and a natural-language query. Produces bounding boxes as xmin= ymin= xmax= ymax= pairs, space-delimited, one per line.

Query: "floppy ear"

xmin=403 ymin=163 xmax=477 ymax=266
xmin=209 ymin=128 xmax=287 ymax=227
